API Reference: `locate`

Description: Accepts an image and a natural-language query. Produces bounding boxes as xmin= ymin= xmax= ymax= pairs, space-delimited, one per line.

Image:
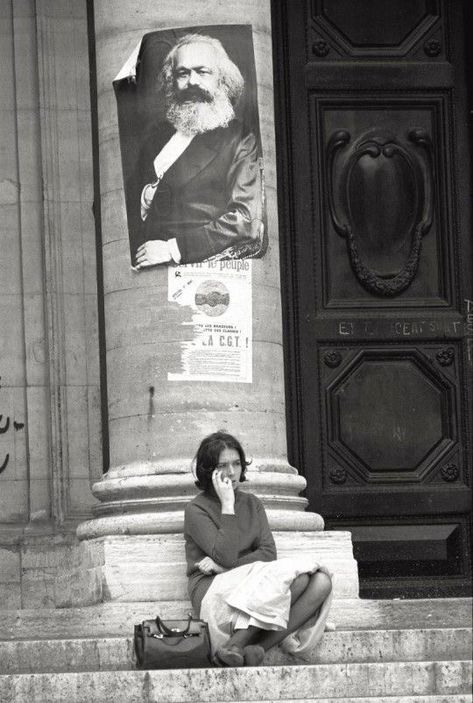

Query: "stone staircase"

xmin=0 ymin=598 xmax=471 ymax=702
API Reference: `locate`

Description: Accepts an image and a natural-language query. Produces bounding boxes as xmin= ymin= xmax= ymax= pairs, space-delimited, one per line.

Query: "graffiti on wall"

xmin=0 ymin=377 xmax=25 ymax=475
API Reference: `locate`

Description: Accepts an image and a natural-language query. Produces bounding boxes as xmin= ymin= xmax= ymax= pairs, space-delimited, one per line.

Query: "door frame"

xmin=271 ymin=0 xmax=307 ymax=478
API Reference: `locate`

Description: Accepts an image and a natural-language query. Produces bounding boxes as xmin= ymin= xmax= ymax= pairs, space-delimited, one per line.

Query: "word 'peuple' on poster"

xmin=114 ymin=25 xmax=267 ymax=269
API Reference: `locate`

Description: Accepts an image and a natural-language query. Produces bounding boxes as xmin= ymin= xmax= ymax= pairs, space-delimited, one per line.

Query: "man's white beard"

xmin=166 ymin=91 xmax=235 ymax=136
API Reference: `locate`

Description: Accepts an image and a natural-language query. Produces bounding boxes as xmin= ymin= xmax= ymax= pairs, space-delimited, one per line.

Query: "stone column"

xmin=76 ymin=0 xmax=358 ymax=603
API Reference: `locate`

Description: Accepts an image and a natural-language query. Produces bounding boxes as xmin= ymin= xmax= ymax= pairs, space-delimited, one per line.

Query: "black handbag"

xmin=134 ymin=614 xmax=212 ymax=669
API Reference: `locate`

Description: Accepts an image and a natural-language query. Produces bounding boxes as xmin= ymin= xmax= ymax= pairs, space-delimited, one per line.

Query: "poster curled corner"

xmin=113 ymin=39 xmax=142 ymax=85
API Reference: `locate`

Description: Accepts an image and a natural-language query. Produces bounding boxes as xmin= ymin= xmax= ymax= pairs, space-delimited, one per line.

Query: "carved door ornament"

xmin=436 ymin=347 xmax=455 ymax=366
xmin=324 ymin=350 xmax=342 ymax=368
xmin=424 ymin=38 xmax=442 ymax=57
xmin=327 ymin=128 xmax=434 ymax=296
xmin=440 ymin=463 xmax=459 ymax=482
xmin=312 ymin=39 xmax=330 ymax=56
xmin=329 ymin=466 xmax=347 ymax=484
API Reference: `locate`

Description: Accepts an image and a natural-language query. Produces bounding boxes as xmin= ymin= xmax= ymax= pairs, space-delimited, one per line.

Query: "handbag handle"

xmin=155 ymin=614 xmax=193 ymax=637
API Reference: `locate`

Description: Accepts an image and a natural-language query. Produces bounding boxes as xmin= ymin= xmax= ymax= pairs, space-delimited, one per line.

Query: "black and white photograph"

xmin=0 ymin=0 xmax=472 ymax=700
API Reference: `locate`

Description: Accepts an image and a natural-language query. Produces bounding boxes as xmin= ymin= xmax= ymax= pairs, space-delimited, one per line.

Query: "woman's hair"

xmin=194 ymin=431 xmax=249 ymax=491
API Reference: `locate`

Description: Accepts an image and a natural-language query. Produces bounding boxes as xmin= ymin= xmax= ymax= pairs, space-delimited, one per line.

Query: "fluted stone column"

xmin=75 ymin=0 xmax=359 ymax=602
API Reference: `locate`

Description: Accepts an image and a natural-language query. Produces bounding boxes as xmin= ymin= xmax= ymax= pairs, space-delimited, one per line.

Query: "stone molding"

xmin=35 ymin=2 xmax=69 ymax=523
xmin=34 ymin=0 xmax=102 ymax=524
xmin=76 ymin=471 xmax=324 ymax=540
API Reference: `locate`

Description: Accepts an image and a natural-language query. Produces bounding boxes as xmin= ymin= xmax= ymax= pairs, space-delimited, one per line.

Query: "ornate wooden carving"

xmin=440 ymin=463 xmax=459 ymax=482
xmin=312 ymin=39 xmax=330 ymax=57
xmin=327 ymin=128 xmax=435 ymax=296
xmin=424 ymin=38 xmax=442 ymax=56
xmin=436 ymin=347 xmax=455 ymax=366
xmin=329 ymin=466 xmax=347 ymax=484
xmin=324 ymin=350 xmax=342 ymax=367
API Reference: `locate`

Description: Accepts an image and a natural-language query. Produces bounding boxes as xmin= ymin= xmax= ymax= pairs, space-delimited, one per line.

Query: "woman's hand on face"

xmin=212 ymin=469 xmax=235 ymax=512
xmin=195 ymin=557 xmax=226 ymax=575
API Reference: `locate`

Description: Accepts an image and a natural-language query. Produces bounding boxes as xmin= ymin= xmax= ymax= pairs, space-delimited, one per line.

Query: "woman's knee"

xmin=309 ymin=571 xmax=332 ymax=600
xmin=290 ymin=573 xmax=310 ymax=601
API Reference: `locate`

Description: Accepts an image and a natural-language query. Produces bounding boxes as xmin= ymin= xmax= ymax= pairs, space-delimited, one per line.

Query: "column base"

xmin=59 ymin=531 xmax=359 ymax=607
xmin=76 ymin=463 xmax=325 ymax=540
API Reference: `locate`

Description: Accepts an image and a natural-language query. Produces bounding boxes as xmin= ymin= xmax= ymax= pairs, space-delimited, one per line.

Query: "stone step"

xmin=0 ymin=628 xmax=471 ymax=674
xmin=212 ymin=698 xmax=472 ymax=703
xmin=268 ymin=627 xmax=472 ymax=667
xmin=1 ymin=598 xmax=470 ymax=641
xmin=0 ymin=661 xmax=471 ymax=702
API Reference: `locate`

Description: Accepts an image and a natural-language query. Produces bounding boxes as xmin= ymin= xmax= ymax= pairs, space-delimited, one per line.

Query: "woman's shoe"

xmin=214 ymin=644 xmax=245 ymax=667
xmin=243 ymin=644 xmax=265 ymax=666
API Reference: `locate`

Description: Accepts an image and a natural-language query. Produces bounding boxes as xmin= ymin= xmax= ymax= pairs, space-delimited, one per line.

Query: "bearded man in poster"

xmin=134 ymin=33 xmax=264 ymax=268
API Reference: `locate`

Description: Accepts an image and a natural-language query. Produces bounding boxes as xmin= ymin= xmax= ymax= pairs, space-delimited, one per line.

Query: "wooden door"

xmin=272 ymin=0 xmax=472 ymax=597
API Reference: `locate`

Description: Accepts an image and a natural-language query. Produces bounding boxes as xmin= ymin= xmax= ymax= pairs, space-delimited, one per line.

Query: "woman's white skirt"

xmin=200 ymin=556 xmax=334 ymax=660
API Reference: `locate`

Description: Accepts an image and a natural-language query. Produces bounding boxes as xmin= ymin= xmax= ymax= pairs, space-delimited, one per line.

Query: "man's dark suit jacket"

xmin=135 ymin=119 xmax=264 ymax=264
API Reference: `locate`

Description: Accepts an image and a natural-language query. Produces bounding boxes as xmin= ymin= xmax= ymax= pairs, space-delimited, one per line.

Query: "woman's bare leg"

xmin=225 ymin=625 xmax=260 ymax=648
xmin=224 ymin=573 xmax=310 ymax=650
xmin=257 ymin=571 xmax=332 ymax=652
xmin=225 ymin=574 xmax=310 ymax=647
xmin=217 ymin=572 xmax=331 ymax=665
xmin=289 ymin=573 xmax=311 ymax=603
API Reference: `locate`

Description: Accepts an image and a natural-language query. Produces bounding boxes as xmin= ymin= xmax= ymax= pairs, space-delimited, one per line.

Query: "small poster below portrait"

xmin=114 ymin=24 xmax=267 ymax=270
xmin=168 ymin=260 xmax=252 ymax=383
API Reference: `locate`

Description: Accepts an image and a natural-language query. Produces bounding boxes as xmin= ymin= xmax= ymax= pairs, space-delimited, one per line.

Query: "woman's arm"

xmin=184 ymin=502 xmax=241 ymax=569
xmin=195 ymin=556 xmax=227 ymax=575
xmin=234 ymin=498 xmax=277 ymax=567
xmin=185 ymin=469 xmax=242 ymax=568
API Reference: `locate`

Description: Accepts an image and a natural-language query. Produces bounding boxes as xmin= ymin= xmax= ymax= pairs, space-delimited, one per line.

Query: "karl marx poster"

xmin=114 ymin=25 xmax=267 ymax=269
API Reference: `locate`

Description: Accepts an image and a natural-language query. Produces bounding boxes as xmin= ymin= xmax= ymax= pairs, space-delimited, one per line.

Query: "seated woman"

xmin=184 ymin=431 xmax=333 ymax=667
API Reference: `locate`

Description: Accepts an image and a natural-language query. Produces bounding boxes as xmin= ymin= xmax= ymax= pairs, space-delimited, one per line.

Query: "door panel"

xmin=319 ymin=100 xmax=451 ymax=305
xmin=272 ymin=0 xmax=472 ymax=597
xmin=308 ymin=0 xmax=443 ymax=59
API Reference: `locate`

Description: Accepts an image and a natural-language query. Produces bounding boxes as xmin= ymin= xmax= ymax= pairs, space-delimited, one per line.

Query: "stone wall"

xmin=0 ymin=0 xmax=102 ymax=608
